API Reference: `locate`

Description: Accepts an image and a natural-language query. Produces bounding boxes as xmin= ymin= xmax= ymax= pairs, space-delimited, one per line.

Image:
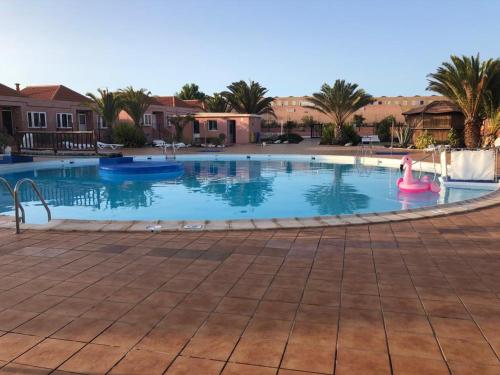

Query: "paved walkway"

xmin=0 ymin=204 xmax=498 ymax=374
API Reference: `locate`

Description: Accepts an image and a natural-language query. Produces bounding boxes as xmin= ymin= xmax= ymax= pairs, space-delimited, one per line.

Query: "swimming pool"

xmin=0 ymin=155 xmax=494 ymax=224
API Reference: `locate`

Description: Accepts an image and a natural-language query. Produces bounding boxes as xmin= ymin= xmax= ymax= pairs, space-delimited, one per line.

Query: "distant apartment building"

xmin=265 ymin=95 xmax=446 ymax=125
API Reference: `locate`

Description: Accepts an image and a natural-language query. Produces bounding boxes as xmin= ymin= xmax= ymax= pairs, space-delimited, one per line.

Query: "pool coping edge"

xmin=2 ymin=186 xmax=499 ymax=233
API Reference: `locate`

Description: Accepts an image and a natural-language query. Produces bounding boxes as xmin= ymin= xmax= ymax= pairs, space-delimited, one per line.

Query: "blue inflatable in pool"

xmin=99 ymin=157 xmax=183 ymax=180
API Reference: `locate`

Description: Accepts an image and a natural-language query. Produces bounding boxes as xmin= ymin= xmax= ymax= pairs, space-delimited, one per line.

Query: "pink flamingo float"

xmin=397 ymin=155 xmax=440 ymax=193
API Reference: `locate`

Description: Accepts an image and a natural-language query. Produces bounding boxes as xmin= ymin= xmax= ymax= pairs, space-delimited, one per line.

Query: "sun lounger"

xmin=97 ymin=141 xmax=123 ymax=150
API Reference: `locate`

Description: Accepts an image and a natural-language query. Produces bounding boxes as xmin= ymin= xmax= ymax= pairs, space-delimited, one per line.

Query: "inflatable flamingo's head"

xmin=400 ymin=155 xmax=412 ymax=171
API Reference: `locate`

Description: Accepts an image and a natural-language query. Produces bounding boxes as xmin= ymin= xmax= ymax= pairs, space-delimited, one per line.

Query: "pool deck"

xmin=0 ymin=141 xmax=499 ymax=374
xmin=0 ymin=204 xmax=499 ymax=374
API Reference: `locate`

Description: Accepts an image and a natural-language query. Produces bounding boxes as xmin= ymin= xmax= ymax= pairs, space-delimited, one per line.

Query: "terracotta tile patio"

xmin=0 ymin=205 xmax=499 ymax=374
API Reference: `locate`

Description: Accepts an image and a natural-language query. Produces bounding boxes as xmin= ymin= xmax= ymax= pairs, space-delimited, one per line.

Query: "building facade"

xmin=0 ymin=83 xmax=103 ymax=139
xmin=0 ymin=83 xmax=262 ymax=146
xmin=262 ymin=95 xmax=447 ymax=137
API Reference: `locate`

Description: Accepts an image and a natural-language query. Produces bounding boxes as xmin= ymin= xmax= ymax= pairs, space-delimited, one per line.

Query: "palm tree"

xmin=85 ymin=88 xmax=122 ymax=130
xmin=307 ymin=80 xmax=373 ymax=143
xmin=176 ymin=83 xmax=206 ymax=100
xmin=482 ymin=81 xmax=500 ymax=147
xmin=427 ymin=54 xmax=500 ymax=148
xmin=118 ymin=86 xmax=153 ymax=127
xmin=168 ymin=114 xmax=194 ymax=142
xmin=221 ymin=80 xmax=274 ymax=116
xmin=204 ymin=93 xmax=229 ymax=112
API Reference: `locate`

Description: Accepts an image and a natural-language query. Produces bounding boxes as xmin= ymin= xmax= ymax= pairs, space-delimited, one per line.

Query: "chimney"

xmin=15 ymin=83 xmax=20 ymax=92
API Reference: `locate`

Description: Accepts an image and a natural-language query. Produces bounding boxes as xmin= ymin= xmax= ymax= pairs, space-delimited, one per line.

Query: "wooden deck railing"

xmin=16 ymin=131 xmax=97 ymax=154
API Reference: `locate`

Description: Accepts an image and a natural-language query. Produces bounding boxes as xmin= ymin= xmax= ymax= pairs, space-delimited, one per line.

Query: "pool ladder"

xmin=0 ymin=177 xmax=51 ymax=234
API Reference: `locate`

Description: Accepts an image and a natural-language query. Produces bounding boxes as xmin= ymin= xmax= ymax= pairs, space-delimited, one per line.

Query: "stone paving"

xmin=0 ymin=205 xmax=499 ymax=374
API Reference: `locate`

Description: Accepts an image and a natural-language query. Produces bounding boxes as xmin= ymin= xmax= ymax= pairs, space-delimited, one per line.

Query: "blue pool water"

xmin=0 ymin=159 xmax=493 ymax=223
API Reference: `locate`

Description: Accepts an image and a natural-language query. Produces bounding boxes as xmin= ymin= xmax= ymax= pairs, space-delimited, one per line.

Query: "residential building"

xmin=117 ymin=96 xmax=195 ymax=141
xmin=0 ymin=83 xmax=104 ymax=139
xmin=190 ymin=113 xmax=262 ymax=145
xmin=263 ymin=95 xmax=447 ymax=137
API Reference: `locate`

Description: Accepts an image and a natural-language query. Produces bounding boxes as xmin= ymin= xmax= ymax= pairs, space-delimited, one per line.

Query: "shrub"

xmin=375 ymin=116 xmax=394 ymax=142
xmin=112 ymin=122 xmax=146 ymax=147
xmin=415 ymin=131 xmax=435 ymax=149
xmin=0 ymin=132 xmax=13 ymax=152
xmin=447 ymin=128 xmax=463 ymax=148
xmin=396 ymin=125 xmax=413 ymax=147
xmin=320 ymin=124 xmax=335 ymax=145
xmin=339 ymin=124 xmax=361 ymax=145
xmin=284 ymin=120 xmax=297 ymax=135
xmin=278 ymin=133 xmax=303 ymax=144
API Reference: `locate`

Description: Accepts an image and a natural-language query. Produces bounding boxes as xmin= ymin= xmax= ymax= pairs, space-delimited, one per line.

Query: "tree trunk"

xmin=335 ymin=123 xmax=343 ymax=144
xmin=463 ymin=117 xmax=481 ymax=148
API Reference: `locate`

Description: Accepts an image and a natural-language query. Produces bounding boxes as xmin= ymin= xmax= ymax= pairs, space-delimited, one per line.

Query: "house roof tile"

xmin=20 ymin=85 xmax=89 ymax=103
xmin=0 ymin=83 xmax=22 ymax=97
xmin=402 ymin=100 xmax=462 ymax=116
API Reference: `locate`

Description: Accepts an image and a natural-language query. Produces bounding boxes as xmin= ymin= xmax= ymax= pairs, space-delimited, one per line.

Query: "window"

xmin=207 ymin=120 xmax=218 ymax=131
xmin=56 ymin=113 xmax=73 ymax=129
xmin=78 ymin=113 xmax=86 ymax=125
xmin=143 ymin=114 xmax=152 ymax=126
xmin=420 ymin=100 xmax=424 ymax=105
xmin=300 ymin=101 xmax=314 ymax=107
xmin=97 ymin=115 xmax=107 ymax=129
xmin=378 ymin=101 xmax=382 ymax=105
xmin=27 ymin=112 xmax=47 ymax=128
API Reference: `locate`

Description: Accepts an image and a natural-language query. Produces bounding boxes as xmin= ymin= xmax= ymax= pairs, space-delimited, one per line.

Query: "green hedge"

xmin=112 ymin=122 xmax=146 ymax=147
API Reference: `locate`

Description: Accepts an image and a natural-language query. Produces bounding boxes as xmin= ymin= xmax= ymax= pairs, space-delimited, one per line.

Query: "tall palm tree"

xmin=482 ymin=78 xmax=500 ymax=147
xmin=176 ymin=83 xmax=206 ymax=100
xmin=85 ymin=88 xmax=123 ymax=129
xmin=204 ymin=93 xmax=229 ymax=112
xmin=427 ymin=54 xmax=500 ymax=148
xmin=221 ymin=80 xmax=274 ymax=116
xmin=307 ymin=80 xmax=373 ymax=143
xmin=118 ymin=86 xmax=153 ymax=127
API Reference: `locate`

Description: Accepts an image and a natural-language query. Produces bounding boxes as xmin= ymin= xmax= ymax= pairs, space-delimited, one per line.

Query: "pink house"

xmin=117 ymin=96 xmax=196 ymax=142
xmin=191 ymin=113 xmax=262 ymax=145
xmin=1 ymin=82 xmax=263 ymax=147
xmin=0 ymin=83 xmax=104 ymax=139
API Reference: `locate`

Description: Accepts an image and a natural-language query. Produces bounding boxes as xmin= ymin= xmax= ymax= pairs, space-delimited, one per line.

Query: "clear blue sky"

xmin=2 ymin=0 xmax=499 ymax=97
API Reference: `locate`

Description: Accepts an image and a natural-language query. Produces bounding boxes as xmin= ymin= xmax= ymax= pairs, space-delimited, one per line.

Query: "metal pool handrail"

xmin=13 ymin=178 xmax=51 ymax=234
xmin=0 ymin=177 xmax=26 ymax=224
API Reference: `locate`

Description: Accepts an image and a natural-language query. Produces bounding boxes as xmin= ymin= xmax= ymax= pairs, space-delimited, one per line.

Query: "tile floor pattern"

xmin=0 ymin=206 xmax=498 ymax=374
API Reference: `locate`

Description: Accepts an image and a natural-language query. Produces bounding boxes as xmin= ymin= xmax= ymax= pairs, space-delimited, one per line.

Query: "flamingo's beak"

xmin=400 ymin=164 xmax=404 ymax=172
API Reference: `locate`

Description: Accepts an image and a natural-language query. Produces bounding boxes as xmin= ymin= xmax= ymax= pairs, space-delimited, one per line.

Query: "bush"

xmin=447 ymin=128 xmax=463 ymax=148
xmin=112 ymin=122 xmax=146 ymax=147
xmin=0 ymin=132 xmax=13 ymax=152
xmin=339 ymin=124 xmax=361 ymax=145
xmin=284 ymin=121 xmax=297 ymax=135
xmin=396 ymin=125 xmax=413 ymax=148
xmin=415 ymin=131 xmax=435 ymax=149
xmin=320 ymin=124 xmax=335 ymax=145
xmin=278 ymin=133 xmax=303 ymax=144
xmin=375 ymin=116 xmax=394 ymax=142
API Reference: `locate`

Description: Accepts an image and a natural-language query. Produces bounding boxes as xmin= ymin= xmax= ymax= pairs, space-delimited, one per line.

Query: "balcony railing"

xmin=16 ymin=131 xmax=97 ymax=154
